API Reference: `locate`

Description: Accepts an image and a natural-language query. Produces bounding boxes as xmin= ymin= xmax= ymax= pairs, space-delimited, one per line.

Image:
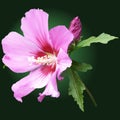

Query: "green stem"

xmin=78 ymin=77 xmax=97 ymax=107
xmin=85 ymin=85 xmax=97 ymax=107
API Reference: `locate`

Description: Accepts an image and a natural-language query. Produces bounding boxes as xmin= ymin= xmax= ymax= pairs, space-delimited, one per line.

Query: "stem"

xmin=79 ymin=78 xmax=97 ymax=107
xmin=85 ymin=85 xmax=97 ymax=107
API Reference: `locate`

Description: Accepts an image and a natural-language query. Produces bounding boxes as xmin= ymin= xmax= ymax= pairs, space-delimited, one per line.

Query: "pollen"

xmin=28 ymin=53 xmax=57 ymax=66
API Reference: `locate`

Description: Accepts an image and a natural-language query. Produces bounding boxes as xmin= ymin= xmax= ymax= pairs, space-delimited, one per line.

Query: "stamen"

xmin=28 ymin=53 xmax=57 ymax=66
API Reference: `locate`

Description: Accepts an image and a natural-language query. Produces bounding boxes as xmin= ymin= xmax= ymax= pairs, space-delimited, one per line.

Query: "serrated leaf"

xmin=68 ymin=69 xmax=85 ymax=111
xmin=77 ymin=33 xmax=118 ymax=48
xmin=72 ymin=60 xmax=93 ymax=72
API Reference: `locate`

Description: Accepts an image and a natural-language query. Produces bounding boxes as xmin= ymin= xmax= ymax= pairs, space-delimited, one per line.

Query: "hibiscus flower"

xmin=2 ymin=9 xmax=74 ymax=102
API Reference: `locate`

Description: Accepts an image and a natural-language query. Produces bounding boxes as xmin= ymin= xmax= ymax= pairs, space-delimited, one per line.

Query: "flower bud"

xmin=69 ymin=16 xmax=82 ymax=40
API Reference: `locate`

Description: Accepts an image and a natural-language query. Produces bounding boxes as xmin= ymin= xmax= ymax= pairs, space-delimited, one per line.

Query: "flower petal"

xmin=57 ymin=48 xmax=72 ymax=80
xmin=38 ymin=71 xmax=60 ymax=102
xmin=49 ymin=26 xmax=74 ymax=53
xmin=2 ymin=32 xmax=41 ymax=73
xmin=2 ymin=32 xmax=40 ymax=55
xmin=21 ymin=9 xmax=53 ymax=53
xmin=2 ymin=55 xmax=39 ymax=73
xmin=11 ymin=67 xmax=52 ymax=102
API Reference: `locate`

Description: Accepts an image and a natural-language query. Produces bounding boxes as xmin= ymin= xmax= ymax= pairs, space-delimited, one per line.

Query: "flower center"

xmin=28 ymin=53 xmax=57 ymax=66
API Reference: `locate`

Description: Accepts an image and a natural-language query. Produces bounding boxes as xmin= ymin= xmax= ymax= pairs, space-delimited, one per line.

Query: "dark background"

xmin=0 ymin=0 xmax=120 ymax=119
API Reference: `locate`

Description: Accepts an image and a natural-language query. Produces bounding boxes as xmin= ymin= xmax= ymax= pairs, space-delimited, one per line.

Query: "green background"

xmin=0 ymin=0 xmax=120 ymax=119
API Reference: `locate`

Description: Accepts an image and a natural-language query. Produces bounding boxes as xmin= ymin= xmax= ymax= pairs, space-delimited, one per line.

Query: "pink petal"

xmin=2 ymin=32 xmax=40 ymax=55
xmin=11 ymin=67 xmax=52 ymax=102
xmin=21 ymin=9 xmax=53 ymax=53
xmin=38 ymin=71 xmax=60 ymax=102
xmin=49 ymin=26 xmax=74 ymax=53
xmin=2 ymin=55 xmax=39 ymax=73
xmin=2 ymin=32 xmax=41 ymax=73
xmin=56 ymin=48 xmax=72 ymax=80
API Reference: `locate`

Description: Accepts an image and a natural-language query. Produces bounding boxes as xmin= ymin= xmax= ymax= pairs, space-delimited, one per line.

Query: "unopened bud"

xmin=69 ymin=16 xmax=82 ymax=40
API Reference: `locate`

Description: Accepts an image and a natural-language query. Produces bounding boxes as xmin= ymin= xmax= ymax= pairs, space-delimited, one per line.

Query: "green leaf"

xmin=2 ymin=65 xmax=6 ymax=69
xmin=68 ymin=69 xmax=86 ymax=111
xmin=77 ymin=33 xmax=118 ymax=48
xmin=72 ymin=60 xmax=93 ymax=72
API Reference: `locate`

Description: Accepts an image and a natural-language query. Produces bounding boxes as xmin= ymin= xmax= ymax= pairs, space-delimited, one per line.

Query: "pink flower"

xmin=69 ymin=16 xmax=82 ymax=40
xmin=2 ymin=9 xmax=74 ymax=102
